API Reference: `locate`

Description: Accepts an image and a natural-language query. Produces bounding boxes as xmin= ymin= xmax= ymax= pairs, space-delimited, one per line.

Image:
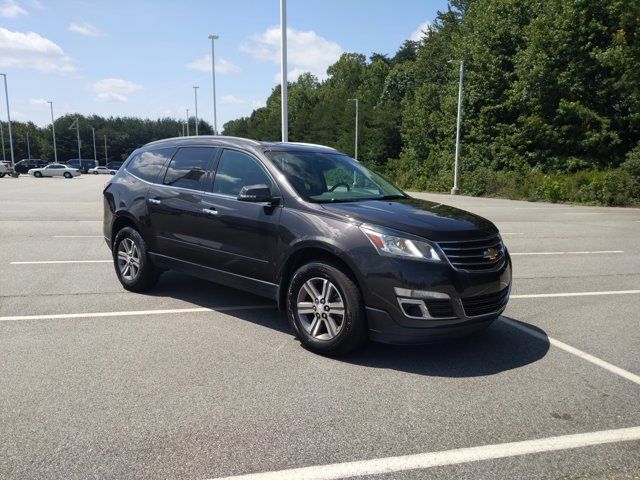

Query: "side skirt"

xmin=149 ymin=252 xmax=279 ymax=301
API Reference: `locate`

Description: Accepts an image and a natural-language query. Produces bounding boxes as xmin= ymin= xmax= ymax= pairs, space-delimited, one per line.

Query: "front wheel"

xmin=34 ymin=171 xmax=42 ymax=178
xmin=0 ymin=173 xmax=5 ymax=178
xmin=112 ymin=226 xmax=161 ymax=292
xmin=287 ymin=261 xmax=368 ymax=356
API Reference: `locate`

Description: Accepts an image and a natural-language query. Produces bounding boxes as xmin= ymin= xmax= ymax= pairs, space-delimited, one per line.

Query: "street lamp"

xmin=0 ymin=121 xmax=5 ymax=162
xmin=193 ymin=86 xmax=199 ymax=136
xmin=0 ymin=74 xmax=15 ymax=166
xmin=448 ymin=59 xmax=464 ymax=195
xmin=208 ymin=34 xmax=219 ymax=135
xmin=186 ymin=108 xmax=190 ymax=136
xmin=280 ymin=0 xmax=288 ymax=142
xmin=104 ymin=135 xmax=108 ymax=164
xmin=47 ymin=101 xmax=58 ymax=163
xmin=348 ymin=98 xmax=359 ymax=161
xmin=26 ymin=131 xmax=31 ymax=160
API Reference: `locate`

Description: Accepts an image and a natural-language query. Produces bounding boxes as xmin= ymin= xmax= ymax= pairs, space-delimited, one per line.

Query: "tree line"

xmin=1 ymin=115 xmax=212 ymax=165
xmin=223 ymin=0 xmax=640 ymax=205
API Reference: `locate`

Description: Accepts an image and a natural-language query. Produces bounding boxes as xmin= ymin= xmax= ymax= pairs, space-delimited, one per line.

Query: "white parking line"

xmin=0 ymin=305 xmax=276 ymax=322
xmin=10 ymin=260 xmax=111 ymax=265
xmin=501 ymin=232 xmax=523 ymax=235
xmin=511 ymin=290 xmax=640 ymax=299
xmin=77 ymin=220 xmax=101 ymax=223
xmin=53 ymin=235 xmax=103 ymax=238
xmin=208 ymin=426 xmax=640 ymax=480
xmin=510 ymin=250 xmax=623 ymax=256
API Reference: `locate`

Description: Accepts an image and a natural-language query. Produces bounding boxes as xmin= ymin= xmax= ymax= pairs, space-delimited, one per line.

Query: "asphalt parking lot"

xmin=1 ymin=174 xmax=639 ymax=480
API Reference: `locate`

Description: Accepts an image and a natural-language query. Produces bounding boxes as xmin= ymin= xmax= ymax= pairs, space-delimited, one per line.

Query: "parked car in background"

xmin=106 ymin=161 xmax=124 ymax=171
xmin=29 ymin=163 xmax=81 ymax=178
xmin=66 ymin=159 xmax=95 ymax=174
xmin=14 ymin=159 xmax=48 ymax=175
xmin=104 ymin=136 xmax=511 ymax=356
xmin=89 ymin=166 xmax=116 ymax=175
xmin=0 ymin=161 xmax=11 ymax=177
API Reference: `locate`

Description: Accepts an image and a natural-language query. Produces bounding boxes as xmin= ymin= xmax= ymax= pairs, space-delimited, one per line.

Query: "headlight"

xmin=359 ymin=225 xmax=442 ymax=262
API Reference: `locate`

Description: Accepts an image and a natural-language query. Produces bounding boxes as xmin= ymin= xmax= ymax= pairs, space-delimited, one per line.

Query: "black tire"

xmin=0 ymin=173 xmax=5 ymax=178
xmin=93 ymin=171 xmax=98 ymax=174
xmin=64 ymin=172 xmax=72 ymax=178
xmin=112 ymin=226 xmax=161 ymax=292
xmin=287 ymin=261 xmax=368 ymax=356
xmin=34 ymin=171 xmax=42 ymax=178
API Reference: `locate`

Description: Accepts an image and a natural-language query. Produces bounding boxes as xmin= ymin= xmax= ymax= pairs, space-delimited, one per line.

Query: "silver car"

xmin=28 ymin=164 xmax=81 ymax=178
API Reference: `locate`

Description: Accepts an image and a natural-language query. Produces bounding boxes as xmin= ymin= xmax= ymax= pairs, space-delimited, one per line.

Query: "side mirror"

xmin=237 ymin=184 xmax=274 ymax=203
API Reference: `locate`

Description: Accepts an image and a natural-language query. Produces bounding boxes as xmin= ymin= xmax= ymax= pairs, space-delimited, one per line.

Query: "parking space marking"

xmin=10 ymin=260 xmax=111 ymax=265
xmin=510 ymin=250 xmax=624 ymax=256
xmin=511 ymin=290 xmax=640 ymax=299
xmin=0 ymin=305 xmax=276 ymax=322
xmin=209 ymin=426 xmax=640 ymax=480
xmin=53 ymin=235 xmax=103 ymax=238
xmin=77 ymin=220 xmax=101 ymax=223
xmin=501 ymin=318 xmax=640 ymax=386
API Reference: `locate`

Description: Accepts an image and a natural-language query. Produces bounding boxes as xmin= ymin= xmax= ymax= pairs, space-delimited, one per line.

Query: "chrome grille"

xmin=437 ymin=235 xmax=506 ymax=272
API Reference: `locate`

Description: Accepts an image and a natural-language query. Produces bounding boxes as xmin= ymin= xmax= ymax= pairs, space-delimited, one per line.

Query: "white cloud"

xmin=68 ymin=22 xmax=104 ymax=37
xmin=185 ymin=55 xmax=241 ymax=74
xmin=251 ymin=100 xmax=266 ymax=110
xmin=29 ymin=97 xmax=48 ymax=107
xmin=220 ymin=95 xmax=246 ymax=105
xmin=410 ymin=21 xmax=432 ymax=41
xmin=0 ymin=27 xmax=76 ymax=72
xmin=90 ymin=78 xmax=143 ymax=102
xmin=0 ymin=0 xmax=27 ymax=18
xmin=241 ymin=26 xmax=342 ymax=82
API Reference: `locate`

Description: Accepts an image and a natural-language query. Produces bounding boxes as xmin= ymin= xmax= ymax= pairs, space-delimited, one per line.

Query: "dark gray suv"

xmin=103 ymin=136 xmax=511 ymax=355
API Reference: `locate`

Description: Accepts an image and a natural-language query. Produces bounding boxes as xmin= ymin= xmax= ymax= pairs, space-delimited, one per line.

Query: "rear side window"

xmin=162 ymin=147 xmax=215 ymax=191
xmin=213 ymin=150 xmax=272 ymax=197
xmin=127 ymin=148 xmax=174 ymax=183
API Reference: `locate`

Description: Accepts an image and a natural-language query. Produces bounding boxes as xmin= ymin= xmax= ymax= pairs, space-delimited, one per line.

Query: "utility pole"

xmin=208 ymin=34 xmax=219 ymax=135
xmin=92 ymin=127 xmax=97 ymax=167
xmin=280 ymin=0 xmax=288 ymax=142
xmin=450 ymin=59 xmax=464 ymax=195
xmin=193 ymin=86 xmax=199 ymax=136
xmin=186 ymin=108 xmax=190 ymax=136
xmin=0 ymin=74 xmax=15 ymax=166
xmin=47 ymin=101 xmax=58 ymax=163
xmin=348 ymin=98 xmax=359 ymax=161
xmin=26 ymin=131 xmax=31 ymax=160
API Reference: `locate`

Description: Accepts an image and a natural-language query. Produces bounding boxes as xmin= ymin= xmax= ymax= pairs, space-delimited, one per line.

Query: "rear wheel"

xmin=112 ymin=226 xmax=160 ymax=292
xmin=34 ymin=171 xmax=42 ymax=178
xmin=287 ymin=261 xmax=368 ymax=356
xmin=63 ymin=172 xmax=72 ymax=178
xmin=0 ymin=173 xmax=5 ymax=178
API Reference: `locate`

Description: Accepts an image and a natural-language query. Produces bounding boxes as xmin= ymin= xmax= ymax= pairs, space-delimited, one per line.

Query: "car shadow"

xmin=144 ymin=273 xmax=550 ymax=378
xmin=342 ymin=317 xmax=550 ymax=378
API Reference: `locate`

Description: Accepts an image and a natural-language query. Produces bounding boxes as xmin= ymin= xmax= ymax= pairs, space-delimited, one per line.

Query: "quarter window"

xmin=163 ymin=147 xmax=215 ymax=190
xmin=213 ymin=150 xmax=272 ymax=197
xmin=127 ymin=148 xmax=174 ymax=183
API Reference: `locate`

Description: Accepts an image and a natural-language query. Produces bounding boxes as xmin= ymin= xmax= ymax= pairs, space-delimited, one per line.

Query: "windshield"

xmin=266 ymin=151 xmax=406 ymax=203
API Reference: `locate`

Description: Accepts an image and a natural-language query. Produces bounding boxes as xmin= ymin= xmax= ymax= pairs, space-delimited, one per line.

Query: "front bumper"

xmin=360 ymin=254 xmax=512 ymax=344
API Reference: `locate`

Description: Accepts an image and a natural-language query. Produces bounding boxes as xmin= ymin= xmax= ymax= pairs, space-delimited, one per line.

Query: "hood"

xmin=320 ymin=197 xmax=497 ymax=242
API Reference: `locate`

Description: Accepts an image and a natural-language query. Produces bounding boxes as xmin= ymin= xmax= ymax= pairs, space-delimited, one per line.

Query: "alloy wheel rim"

xmin=117 ymin=238 xmax=141 ymax=281
xmin=296 ymin=277 xmax=345 ymax=340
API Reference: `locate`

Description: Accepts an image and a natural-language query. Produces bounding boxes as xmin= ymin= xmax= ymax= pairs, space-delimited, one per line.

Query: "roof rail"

xmin=145 ymin=135 xmax=262 ymax=147
xmin=283 ymin=142 xmax=337 ymax=151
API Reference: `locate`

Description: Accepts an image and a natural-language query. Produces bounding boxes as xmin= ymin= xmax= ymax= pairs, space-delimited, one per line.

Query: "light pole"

xmin=91 ymin=127 xmax=97 ymax=167
xmin=348 ymin=98 xmax=359 ymax=161
xmin=104 ymin=135 xmax=108 ymax=164
xmin=0 ymin=121 xmax=5 ymax=162
xmin=0 ymin=74 xmax=15 ymax=166
xmin=193 ymin=86 xmax=199 ymax=136
xmin=26 ymin=131 xmax=31 ymax=160
xmin=208 ymin=34 xmax=219 ymax=135
xmin=280 ymin=0 xmax=288 ymax=142
xmin=186 ymin=108 xmax=190 ymax=136
xmin=449 ymin=59 xmax=464 ymax=195
xmin=47 ymin=101 xmax=58 ymax=163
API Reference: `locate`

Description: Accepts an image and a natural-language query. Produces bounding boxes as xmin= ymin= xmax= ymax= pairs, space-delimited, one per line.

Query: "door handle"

xmin=202 ymin=208 xmax=218 ymax=216
xmin=148 ymin=198 xmax=161 ymax=205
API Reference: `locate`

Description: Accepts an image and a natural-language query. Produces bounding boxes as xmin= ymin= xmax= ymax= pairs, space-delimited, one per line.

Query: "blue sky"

xmin=1 ymin=0 xmax=448 ymax=129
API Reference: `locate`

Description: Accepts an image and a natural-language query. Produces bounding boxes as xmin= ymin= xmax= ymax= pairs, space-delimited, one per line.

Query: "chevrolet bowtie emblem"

xmin=484 ymin=248 xmax=499 ymax=260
